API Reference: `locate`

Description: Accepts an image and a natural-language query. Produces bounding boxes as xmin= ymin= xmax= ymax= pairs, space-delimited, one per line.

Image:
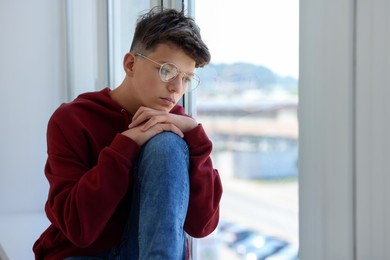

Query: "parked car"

xmin=264 ymin=244 xmax=299 ymax=260
xmin=232 ymin=232 xmax=268 ymax=254
xmin=217 ymin=220 xmax=297 ymax=260
xmin=243 ymin=237 xmax=288 ymax=260
xmin=218 ymin=223 xmax=258 ymax=247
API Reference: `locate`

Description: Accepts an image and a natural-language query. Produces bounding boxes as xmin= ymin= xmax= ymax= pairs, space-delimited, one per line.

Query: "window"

xmin=194 ymin=1 xmax=299 ymax=259
xmin=107 ymin=1 xmax=299 ymax=258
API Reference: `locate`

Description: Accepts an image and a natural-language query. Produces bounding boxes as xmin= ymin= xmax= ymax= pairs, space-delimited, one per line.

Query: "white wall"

xmin=0 ymin=1 xmax=109 ymax=259
xmin=299 ymin=0 xmax=390 ymax=259
xmin=0 ymin=0 xmax=66 ymax=214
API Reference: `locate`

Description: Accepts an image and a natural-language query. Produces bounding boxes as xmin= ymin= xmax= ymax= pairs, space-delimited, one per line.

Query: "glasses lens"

xmin=187 ymin=74 xmax=200 ymax=92
xmin=159 ymin=63 xmax=178 ymax=82
xmin=159 ymin=63 xmax=201 ymax=92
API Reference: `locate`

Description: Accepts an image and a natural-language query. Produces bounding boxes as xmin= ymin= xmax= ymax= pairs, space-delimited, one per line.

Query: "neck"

xmin=109 ymin=81 xmax=139 ymax=115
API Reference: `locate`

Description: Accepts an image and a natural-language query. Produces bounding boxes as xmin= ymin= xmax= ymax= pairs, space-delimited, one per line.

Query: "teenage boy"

xmin=33 ymin=7 xmax=222 ymax=260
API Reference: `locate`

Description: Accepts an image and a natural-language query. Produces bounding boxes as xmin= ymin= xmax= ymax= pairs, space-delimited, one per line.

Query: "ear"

xmin=123 ymin=52 xmax=136 ymax=77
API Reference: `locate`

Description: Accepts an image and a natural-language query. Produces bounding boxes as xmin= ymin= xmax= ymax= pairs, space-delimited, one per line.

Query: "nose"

xmin=167 ymin=75 xmax=184 ymax=93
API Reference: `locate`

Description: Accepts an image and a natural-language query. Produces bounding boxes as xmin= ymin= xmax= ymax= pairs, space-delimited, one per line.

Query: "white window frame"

xmin=300 ymin=0 xmax=390 ymax=259
xmin=65 ymin=0 xmax=109 ymax=100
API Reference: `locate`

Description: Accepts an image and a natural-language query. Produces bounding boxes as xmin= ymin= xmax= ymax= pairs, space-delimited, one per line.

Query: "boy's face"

xmin=126 ymin=43 xmax=196 ymax=113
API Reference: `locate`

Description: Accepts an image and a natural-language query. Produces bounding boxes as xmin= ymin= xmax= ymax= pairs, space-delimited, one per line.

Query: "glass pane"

xmin=194 ymin=1 xmax=299 ymax=259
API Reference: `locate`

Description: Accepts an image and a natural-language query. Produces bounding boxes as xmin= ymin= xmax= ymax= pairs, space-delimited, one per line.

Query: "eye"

xmin=160 ymin=66 xmax=171 ymax=76
xmin=160 ymin=63 xmax=177 ymax=81
xmin=182 ymin=76 xmax=192 ymax=84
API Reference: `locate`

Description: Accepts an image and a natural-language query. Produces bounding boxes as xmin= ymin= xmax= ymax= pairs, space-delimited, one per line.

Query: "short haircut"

xmin=130 ymin=7 xmax=211 ymax=68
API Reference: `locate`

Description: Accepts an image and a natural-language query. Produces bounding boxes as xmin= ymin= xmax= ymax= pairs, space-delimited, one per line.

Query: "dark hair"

xmin=130 ymin=7 xmax=211 ymax=68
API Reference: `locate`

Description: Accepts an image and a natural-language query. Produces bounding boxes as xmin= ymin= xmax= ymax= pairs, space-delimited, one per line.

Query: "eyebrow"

xmin=136 ymin=53 xmax=196 ymax=75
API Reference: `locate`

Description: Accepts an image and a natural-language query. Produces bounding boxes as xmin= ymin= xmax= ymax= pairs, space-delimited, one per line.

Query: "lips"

xmin=161 ymin=97 xmax=175 ymax=105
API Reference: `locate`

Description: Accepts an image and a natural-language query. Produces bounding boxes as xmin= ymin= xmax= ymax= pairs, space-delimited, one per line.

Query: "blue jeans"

xmin=65 ymin=132 xmax=190 ymax=260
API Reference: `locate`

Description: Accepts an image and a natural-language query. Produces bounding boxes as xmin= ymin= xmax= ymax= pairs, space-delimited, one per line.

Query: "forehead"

xmin=148 ymin=43 xmax=196 ymax=72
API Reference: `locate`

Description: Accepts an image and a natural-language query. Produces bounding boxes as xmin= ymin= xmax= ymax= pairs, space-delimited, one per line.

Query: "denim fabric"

xmin=65 ymin=132 xmax=190 ymax=260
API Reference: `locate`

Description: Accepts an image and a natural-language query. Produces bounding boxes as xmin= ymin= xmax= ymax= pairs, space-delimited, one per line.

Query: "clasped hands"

xmin=122 ymin=106 xmax=198 ymax=146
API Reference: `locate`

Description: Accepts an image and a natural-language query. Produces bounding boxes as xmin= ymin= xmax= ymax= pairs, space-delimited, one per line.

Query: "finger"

xmin=131 ymin=106 xmax=148 ymax=122
xmin=141 ymin=114 xmax=171 ymax=131
xmin=128 ymin=107 xmax=153 ymax=128
xmin=155 ymin=123 xmax=184 ymax=138
xmin=128 ymin=115 xmax=146 ymax=129
xmin=129 ymin=107 xmax=170 ymax=129
xmin=149 ymin=124 xmax=184 ymax=138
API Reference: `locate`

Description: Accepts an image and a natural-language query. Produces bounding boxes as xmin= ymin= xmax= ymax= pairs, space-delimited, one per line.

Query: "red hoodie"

xmin=33 ymin=88 xmax=222 ymax=259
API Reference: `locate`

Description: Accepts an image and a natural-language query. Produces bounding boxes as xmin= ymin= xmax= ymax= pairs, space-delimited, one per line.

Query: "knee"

xmin=144 ymin=132 xmax=189 ymax=158
xmin=137 ymin=132 xmax=190 ymax=182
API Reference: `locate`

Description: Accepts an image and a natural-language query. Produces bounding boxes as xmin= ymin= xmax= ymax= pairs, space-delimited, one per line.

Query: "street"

xmin=195 ymin=151 xmax=299 ymax=259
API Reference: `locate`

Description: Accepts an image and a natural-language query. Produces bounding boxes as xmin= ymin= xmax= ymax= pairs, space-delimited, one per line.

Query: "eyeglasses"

xmin=135 ymin=53 xmax=200 ymax=92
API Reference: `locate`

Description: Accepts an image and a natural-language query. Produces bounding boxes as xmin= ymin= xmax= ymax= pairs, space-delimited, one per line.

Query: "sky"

xmin=195 ymin=0 xmax=299 ymax=78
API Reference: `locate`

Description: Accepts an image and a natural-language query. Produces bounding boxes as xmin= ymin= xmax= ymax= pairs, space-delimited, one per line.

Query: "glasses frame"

xmin=135 ymin=53 xmax=200 ymax=92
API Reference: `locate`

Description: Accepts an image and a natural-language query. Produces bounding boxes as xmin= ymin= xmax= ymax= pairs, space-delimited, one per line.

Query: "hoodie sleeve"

xmin=44 ymin=109 xmax=140 ymax=248
xmin=183 ymin=124 xmax=223 ymax=238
